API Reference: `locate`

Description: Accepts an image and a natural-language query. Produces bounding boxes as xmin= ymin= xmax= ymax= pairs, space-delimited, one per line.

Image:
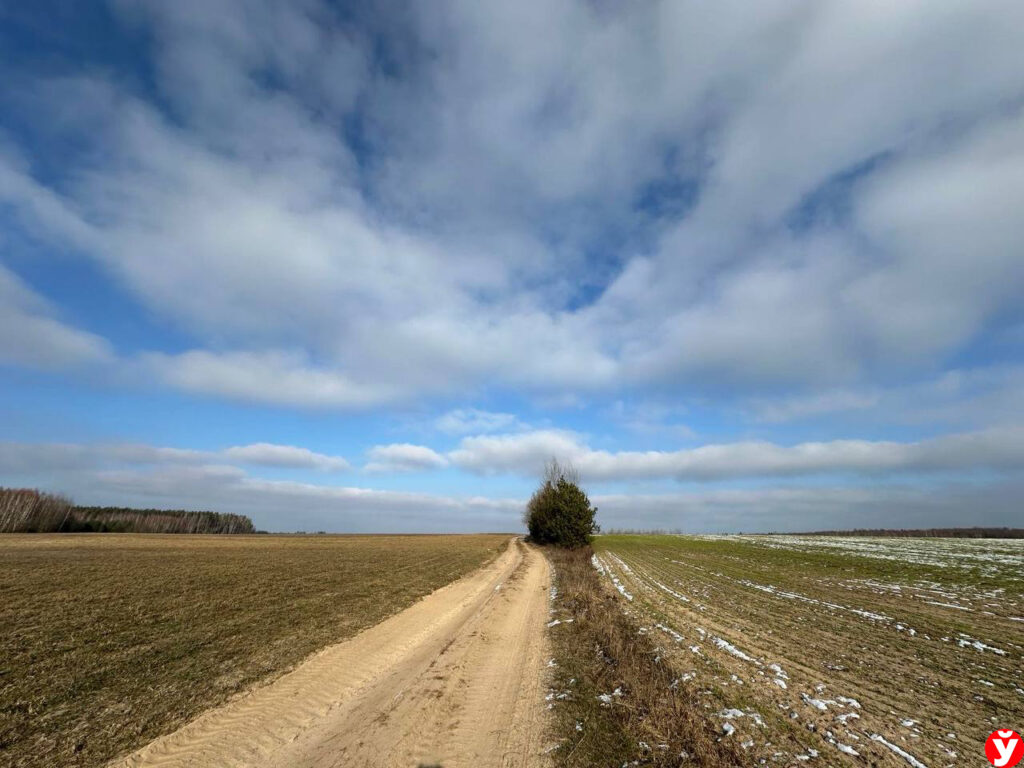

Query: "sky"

xmin=1 ymin=1 xmax=1023 ymax=533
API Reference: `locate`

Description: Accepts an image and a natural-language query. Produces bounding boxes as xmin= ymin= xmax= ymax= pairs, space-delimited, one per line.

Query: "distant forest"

xmin=792 ymin=527 xmax=1024 ymax=539
xmin=0 ymin=488 xmax=255 ymax=534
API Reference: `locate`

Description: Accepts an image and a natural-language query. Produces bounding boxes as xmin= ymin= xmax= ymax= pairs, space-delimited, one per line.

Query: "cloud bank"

xmin=0 ymin=1 xmax=1020 ymax=407
xmin=1 ymin=1 xmax=1022 ymax=531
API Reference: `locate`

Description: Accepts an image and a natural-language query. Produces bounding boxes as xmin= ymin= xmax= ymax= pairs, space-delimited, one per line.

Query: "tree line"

xmin=0 ymin=488 xmax=255 ymax=534
xmin=792 ymin=527 xmax=1024 ymax=539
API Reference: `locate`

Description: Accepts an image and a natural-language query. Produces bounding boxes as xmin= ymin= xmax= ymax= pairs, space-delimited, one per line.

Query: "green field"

xmin=593 ymin=534 xmax=1024 ymax=766
xmin=0 ymin=533 xmax=508 ymax=768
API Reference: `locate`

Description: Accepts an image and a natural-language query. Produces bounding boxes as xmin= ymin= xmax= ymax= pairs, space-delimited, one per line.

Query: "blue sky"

xmin=1 ymin=1 xmax=1023 ymax=532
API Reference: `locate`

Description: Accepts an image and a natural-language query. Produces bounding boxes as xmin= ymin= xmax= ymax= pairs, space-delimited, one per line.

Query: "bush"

xmin=524 ymin=459 xmax=599 ymax=548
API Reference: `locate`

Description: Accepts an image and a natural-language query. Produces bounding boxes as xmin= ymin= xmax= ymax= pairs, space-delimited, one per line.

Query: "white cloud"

xmin=0 ymin=440 xmax=348 ymax=474
xmin=749 ymin=390 xmax=881 ymax=424
xmin=745 ymin=367 xmax=1024 ymax=428
xmin=0 ymin=442 xmax=207 ymax=473
xmin=593 ymin=482 xmax=1024 ymax=534
xmin=0 ymin=264 xmax=113 ymax=370
xmin=434 ymin=408 xmax=524 ymax=435
xmin=140 ymin=350 xmax=400 ymax=408
xmin=2 ymin=439 xmax=1020 ymax=533
xmin=606 ymin=400 xmax=696 ymax=438
xmin=365 ymin=443 xmax=450 ymax=473
xmin=223 ymin=443 xmax=350 ymax=472
xmin=448 ymin=430 xmax=585 ymax=477
xmin=0 ymin=455 xmax=519 ymax=533
xmin=0 ymin=0 xmax=1018 ymax=410
xmin=448 ymin=426 xmax=1024 ymax=482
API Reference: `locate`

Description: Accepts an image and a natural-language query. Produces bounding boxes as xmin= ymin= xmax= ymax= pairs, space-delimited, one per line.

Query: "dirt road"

xmin=112 ymin=538 xmax=552 ymax=768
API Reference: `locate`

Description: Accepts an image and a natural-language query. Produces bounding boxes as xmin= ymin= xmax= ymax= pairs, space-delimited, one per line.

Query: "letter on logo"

xmin=987 ymin=730 xmax=1024 ymax=768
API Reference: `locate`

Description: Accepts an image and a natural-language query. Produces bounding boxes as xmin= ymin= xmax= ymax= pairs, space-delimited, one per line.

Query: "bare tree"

xmin=542 ymin=456 xmax=580 ymax=487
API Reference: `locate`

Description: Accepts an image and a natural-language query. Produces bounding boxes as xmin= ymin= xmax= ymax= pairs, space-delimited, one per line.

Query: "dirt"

xmin=110 ymin=538 xmax=553 ymax=768
xmin=0 ymin=533 xmax=506 ymax=768
xmin=595 ymin=535 xmax=1024 ymax=767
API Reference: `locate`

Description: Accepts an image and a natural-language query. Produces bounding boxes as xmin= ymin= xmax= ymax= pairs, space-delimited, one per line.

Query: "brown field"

xmin=593 ymin=534 xmax=1024 ymax=766
xmin=0 ymin=533 xmax=508 ymax=768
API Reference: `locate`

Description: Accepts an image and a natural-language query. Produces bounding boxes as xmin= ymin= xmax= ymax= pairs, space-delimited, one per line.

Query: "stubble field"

xmin=593 ymin=534 xmax=1024 ymax=767
xmin=0 ymin=533 xmax=508 ymax=768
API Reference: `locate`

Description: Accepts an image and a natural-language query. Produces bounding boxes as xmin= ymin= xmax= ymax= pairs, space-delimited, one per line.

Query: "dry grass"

xmin=594 ymin=534 xmax=1024 ymax=766
xmin=544 ymin=546 xmax=748 ymax=767
xmin=0 ymin=533 xmax=508 ymax=768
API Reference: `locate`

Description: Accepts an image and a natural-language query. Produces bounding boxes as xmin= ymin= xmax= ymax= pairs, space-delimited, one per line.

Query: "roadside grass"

xmin=545 ymin=546 xmax=748 ymax=767
xmin=0 ymin=533 xmax=508 ymax=768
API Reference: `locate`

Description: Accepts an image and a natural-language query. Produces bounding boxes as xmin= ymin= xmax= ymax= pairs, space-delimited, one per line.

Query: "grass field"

xmin=0 ymin=533 xmax=508 ymax=768
xmin=545 ymin=546 xmax=744 ymax=767
xmin=593 ymin=534 xmax=1024 ymax=767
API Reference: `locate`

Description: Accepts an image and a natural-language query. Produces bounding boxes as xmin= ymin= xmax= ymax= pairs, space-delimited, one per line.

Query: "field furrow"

xmin=594 ymin=535 xmax=1024 ymax=767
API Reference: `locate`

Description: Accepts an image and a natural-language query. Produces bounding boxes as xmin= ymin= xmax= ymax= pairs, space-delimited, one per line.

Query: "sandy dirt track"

xmin=112 ymin=538 xmax=552 ymax=768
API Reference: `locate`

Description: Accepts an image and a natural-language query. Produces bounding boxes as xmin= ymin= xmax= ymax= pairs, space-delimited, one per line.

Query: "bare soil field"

xmin=593 ymin=534 xmax=1024 ymax=767
xmin=0 ymin=533 xmax=508 ymax=768
xmin=113 ymin=537 xmax=552 ymax=768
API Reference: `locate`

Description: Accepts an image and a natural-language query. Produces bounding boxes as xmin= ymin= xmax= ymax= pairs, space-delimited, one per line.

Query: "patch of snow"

xmin=801 ymin=694 xmax=828 ymax=711
xmin=607 ymin=553 xmax=632 ymax=572
xmin=650 ymin=578 xmax=691 ymax=602
xmin=924 ymin=600 xmax=972 ymax=611
xmin=713 ymin=636 xmax=759 ymax=664
xmin=870 ymin=734 xmax=928 ymax=768
xmin=956 ymin=635 xmax=1007 ymax=655
xmin=656 ymin=623 xmax=685 ymax=643
xmin=597 ymin=687 xmax=624 ymax=706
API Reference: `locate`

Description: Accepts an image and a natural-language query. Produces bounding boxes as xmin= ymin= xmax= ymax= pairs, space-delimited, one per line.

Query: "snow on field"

xmin=596 ymin=534 xmax=1023 ymax=767
xmin=655 ymin=622 xmax=685 ymax=643
xmin=870 ymin=734 xmax=928 ymax=768
xmin=649 ymin=578 xmax=690 ymax=602
xmin=724 ymin=534 xmax=1024 ymax=579
xmin=591 ymin=554 xmax=633 ymax=601
xmin=712 ymin=636 xmax=759 ymax=664
xmin=955 ymin=634 xmax=1007 ymax=654
xmin=734 ymin=577 xmax=919 ymax=633
xmin=607 ymin=553 xmax=632 ymax=573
